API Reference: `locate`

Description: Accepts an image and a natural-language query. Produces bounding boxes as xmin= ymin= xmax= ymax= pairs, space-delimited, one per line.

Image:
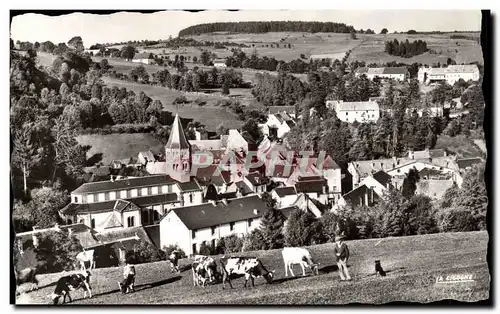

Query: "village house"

xmin=417 ymin=64 xmax=480 ymax=85
xmin=132 ymin=52 xmax=155 ymax=64
xmin=355 ymin=67 xmax=409 ymax=81
xmin=159 ymin=195 xmax=268 ymax=256
xmin=259 ymin=112 xmax=297 ymax=139
xmin=415 ymin=167 xmax=456 ymax=199
xmin=335 ymin=171 xmax=392 ymax=209
xmin=326 ymin=100 xmax=380 ymax=123
xmin=268 ymin=106 xmax=298 ymax=119
xmin=213 ymin=59 xmax=227 ymax=68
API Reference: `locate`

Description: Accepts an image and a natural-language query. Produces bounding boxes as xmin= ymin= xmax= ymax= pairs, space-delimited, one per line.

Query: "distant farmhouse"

xmin=326 ymin=100 xmax=380 ymax=123
xmin=355 ymin=67 xmax=409 ymax=81
xmin=132 ymin=52 xmax=155 ymax=65
xmin=417 ymin=64 xmax=480 ymax=85
xmin=213 ymin=59 xmax=227 ymax=68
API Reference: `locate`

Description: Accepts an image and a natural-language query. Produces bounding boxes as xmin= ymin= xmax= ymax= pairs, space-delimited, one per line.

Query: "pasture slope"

xmin=16 ymin=231 xmax=489 ymax=305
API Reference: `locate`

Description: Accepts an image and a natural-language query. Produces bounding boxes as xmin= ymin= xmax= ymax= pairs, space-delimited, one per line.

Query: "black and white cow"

xmin=192 ymin=255 xmax=219 ymax=287
xmin=220 ymin=257 xmax=275 ymax=289
xmin=15 ymin=267 xmax=39 ymax=293
xmin=50 ymin=271 xmax=92 ymax=305
xmin=167 ymin=250 xmax=181 ymax=273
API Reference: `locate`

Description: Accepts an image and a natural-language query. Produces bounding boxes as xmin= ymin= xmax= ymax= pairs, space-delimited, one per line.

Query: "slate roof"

xmin=456 ymin=157 xmax=483 ymax=170
xmin=166 ymin=114 xmax=191 ymax=150
xmin=139 ymin=150 xmax=156 ymax=163
xmin=382 ymin=67 xmax=408 ymax=75
xmin=61 ymin=194 xmax=178 ymax=215
xmin=279 ymin=206 xmax=300 ymax=219
xmin=372 ymin=170 xmax=393 ymax=187
xmin=178 ymin=180 xmax=202 ymax=192
xmin=245 ymin=172 xmax=265 ymax=186
xmin=316 ymin=155 xmax=340 ymax=170
xmin=144 ymin=225 xmax=161 ymax=249
xmin=274 ymin=186 xmax=297 ymax=197
xmin=133 ymin=52 xmax=153 ymax=60
xmin=72 ymin=175 xmax=177 ymax=194
xmin=336 ymin=101 xmax=379 ymax=111
xmin=190 ymin=140 xmax=224 ymax=151
xmin=268 ymin=106 xmax=296 ymax=115
xmin=357 ymin=67 xmax=407 ymax=75
xmin=295 ymin=178 xmax=327 ymax=194
xmin=93 ymin=226 xmax=153 ymax=246
xmin=167 ymin=195 xmax=267 ymax=230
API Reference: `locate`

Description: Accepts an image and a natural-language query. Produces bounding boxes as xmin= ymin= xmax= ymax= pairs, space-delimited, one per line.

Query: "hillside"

xmin=16 ymin=231 xmax=489 ymax=305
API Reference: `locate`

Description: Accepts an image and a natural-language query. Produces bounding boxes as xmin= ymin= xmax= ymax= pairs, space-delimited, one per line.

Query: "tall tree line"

xmin=179 ymin=21 xmax=356 ymax=36
xmin=385 ymin=39 xmax=429 ymax=58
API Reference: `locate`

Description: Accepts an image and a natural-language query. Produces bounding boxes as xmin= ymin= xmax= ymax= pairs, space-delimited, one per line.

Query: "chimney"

xmin=322 ymin=185 xmax=326 ymax=195
xmin=253 ymin=209 xmax=259 ymax=215
xmin=408 ymin=150 xmax=414 ymax=160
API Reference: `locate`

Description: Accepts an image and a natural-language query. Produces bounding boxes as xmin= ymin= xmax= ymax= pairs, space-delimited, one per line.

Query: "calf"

xmin=220 ymin=257 xmax=275 ymax=289
xmin=75 ymin=250 xmax=95 ymax=271
xmin=282 ymin=247 xmax=319 ymax=277
xmin=192 ymin=255 xmax=219 ymax=287
xmin=51 ymin=271 xmax=92 ymax=305
xmin=15 ymin=267 xmax=39 ymax=293
xmin=167 ymin=250 xmax=181 ymax=273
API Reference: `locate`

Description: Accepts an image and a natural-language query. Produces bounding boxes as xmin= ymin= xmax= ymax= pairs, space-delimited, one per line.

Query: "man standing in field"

xmin=334 ymin=233 xmax=352 ymax=281
xmin=118 ymin=259 xmax=136 ymax=294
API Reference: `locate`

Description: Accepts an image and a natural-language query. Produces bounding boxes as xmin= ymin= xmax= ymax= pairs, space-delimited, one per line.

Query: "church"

xmin=60 ymin=114 xmax=207 ymax=232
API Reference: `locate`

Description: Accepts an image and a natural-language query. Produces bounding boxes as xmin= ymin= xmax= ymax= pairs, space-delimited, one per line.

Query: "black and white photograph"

xmin=9 ymin=7 xmax=491 ymax=306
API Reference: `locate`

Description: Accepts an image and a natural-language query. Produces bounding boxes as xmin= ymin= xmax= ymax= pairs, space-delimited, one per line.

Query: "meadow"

xmin=76 ymin=133 xmax=164 ymax=165
xmin=16 ymin=231 xmax=489 ymax=305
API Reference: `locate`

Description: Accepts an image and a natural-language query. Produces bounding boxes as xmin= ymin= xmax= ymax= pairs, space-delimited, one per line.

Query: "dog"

xmin=375 ymin=260 xmax=386 ymax=277
xmin=51 ymin=271 xmax=92 ymax=304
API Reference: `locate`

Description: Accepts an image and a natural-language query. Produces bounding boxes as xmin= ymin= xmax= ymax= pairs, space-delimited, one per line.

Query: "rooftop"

xmin=167 ymin=195 xmax=267 ymax=230
xmin=330 ymin=100 xmax=379 ymax=112
xmin=273 ymin=186 xmax=297 ymax=198
xmin=72 ymin=175 xmax=177 ymax=194
xmin=166 ymin=114 xmax=191 ymax=150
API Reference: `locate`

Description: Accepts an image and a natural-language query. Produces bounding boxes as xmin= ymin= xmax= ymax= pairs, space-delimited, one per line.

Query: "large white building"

xmin=132 ymin=52 xmax=155 ymax=65
xmin=159 ymin=195 xmax=268 ymax=255
xmin=355 ymin=67 xmax=409 ymax=81
xmin=417 ymin=65 xmax=480 ymax=85
xmin=326 ymin=100 xmax=380 ymax=123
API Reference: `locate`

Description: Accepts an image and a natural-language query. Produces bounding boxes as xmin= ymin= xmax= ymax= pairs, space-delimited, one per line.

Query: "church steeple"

xmin=165 ymin=114 xmax=191 ymax=183
xmin=166 ymin=114 xmax=191 ymax=150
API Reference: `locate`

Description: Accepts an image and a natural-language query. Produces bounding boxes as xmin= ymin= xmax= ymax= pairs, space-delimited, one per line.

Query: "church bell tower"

xmin=165 ymin=114 xmax=191 ymax=183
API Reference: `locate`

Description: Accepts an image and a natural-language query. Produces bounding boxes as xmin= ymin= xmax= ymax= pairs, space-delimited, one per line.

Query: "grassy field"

xmin=16 ymin=231 xmax=489 ymax=305
xmin=76 ymin=133 xmax=164 ymax=165
xmin=102 ymin=78 xmax=245 ymax=131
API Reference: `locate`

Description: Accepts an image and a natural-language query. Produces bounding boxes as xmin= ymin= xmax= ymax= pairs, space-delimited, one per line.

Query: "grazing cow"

xmin=282 ymin=247 xmax=320 ymax=277
xmin=167 ymin=250 xmax=181 ymax=273
xmin=220 ymin=257 xmax=275 ymax=289
xmin=75 ymin=250 xmax=95 ymax=271
xmin=51 ymin=271 xmax=92 ymax=305
xmin=15 ymin=267 xmax=39 ymax=293
xmin=192 ymin=255 xmax=219 ymax=287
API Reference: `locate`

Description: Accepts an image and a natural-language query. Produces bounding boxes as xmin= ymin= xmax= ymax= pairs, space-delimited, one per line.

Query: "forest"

xmin=384 ymin=39 xmax=429 ymax=58
xmin=178 ymin=21 xmax=357 ymax=36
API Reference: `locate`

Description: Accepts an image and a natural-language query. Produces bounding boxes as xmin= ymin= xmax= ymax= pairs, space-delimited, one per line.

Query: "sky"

xmin=10 ymin=10 xmax=482 ymax=47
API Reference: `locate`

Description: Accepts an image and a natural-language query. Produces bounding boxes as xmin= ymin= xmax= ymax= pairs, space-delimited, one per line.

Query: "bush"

xmin=242 ymin=229 xmax=266 ymax=252
xmin=319 ymin=212 xmax=342 ymax=243
xmin=222 ymin=234 xmax=243 ymax=253
xmin=436 ymin=206 xmax=478 ymax=232
xmin=127 ymin=241 xmax=166 ymax=264
xmin=284 ymin=209 xmax=323 ymax=247
xmin=173 ymin=96 xmax=190 ymax=104
xmin=199 ymin=241 xmax=215 ymax=255
xmin=162 ymin=244 xmax=187 ymax=259
xmin=194 ymin=99 xmax=207 ymax=107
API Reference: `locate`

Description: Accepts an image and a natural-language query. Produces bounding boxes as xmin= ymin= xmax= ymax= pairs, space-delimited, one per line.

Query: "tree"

xmin=99 ymin=59 xmax=109 ymax=71
xmin=200 ymin=51 xmax=211 ymax=66
xmin=120 ymin=45 xmax=136 ymax=60
xmin=407 ymin=30 xmax=417 ymax=34
xmin=260 ymin=192 xmax=286 ymax=249
xmin=52 ymin=116 xmax=88 ymax=177
xmin=34 ymin=230 xmax=83 ymax=273
xmin=350 ymin=31 xmax=357 ymax=40
xmin=222 ymin=74 xmax=231 ymax=95
xmin=284 ymin=209 xmax=323 ymax=246
xmin=242 ymin=229 xmax=267 ymax=252
xmin=401 ymin=167 xmax=420 ymax=199
xmin=30 ymin=187 xmax=68 ymax=228
xmin=216 ymin=123 xmax=228 ymax=136
xmin=380 ymin=28 xmax=388 ymax=34
xmin=12 ymin=126 xmax=44 ymax=194
xmin=67 ymin=36 xmax=84 ymax=52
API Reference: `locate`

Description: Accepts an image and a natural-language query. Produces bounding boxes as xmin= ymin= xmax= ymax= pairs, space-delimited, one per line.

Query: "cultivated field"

xmin=16 ymin=231 xmax=489 ymax=305
xmin=185 ymin=32 xmax=483 ymax=66
xmin=76 ymin=133 xmax=164 ymax=165
xmin=102 ymin=78 xmax=246 ymax=131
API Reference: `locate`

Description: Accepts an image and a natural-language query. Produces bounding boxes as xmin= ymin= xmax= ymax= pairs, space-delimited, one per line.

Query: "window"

xmin=189 ymin=193 xmax=193 ymax=204
xmin=345 ymin=112 xmax=348 ymax=115
xmin=192 ymin=244 xmax=197 ymax=255
xmin=248 ymin=219 xmax=253 ymax=227
xmin=142 ymin=187 xmax=148 ymax=196
xmin=127 ymin=216 xmax=135 ymax=227
xmin=148 ymin=187 xmax=152 ymax=195
xmin=67 ymin=219 xmax=72 ymax=225
xmin=211 ymin=226 xmax=216 ymax=236
xmin=192 ymin=229 xmax=197 ymax=239
xmin=91 ymin=219 xmax=95 ymax=229
xmin=230 ymin=222 xmax=235 ymax=231
xmin=79 ymin=219 xmax=84 ymax=224
xmin=120 ymin=190 xmax=127 ymax=198
xmin=105 ymin=192 xmax=109 ymax=201
xmin=74 ymin=196 xmax=78 ymax=203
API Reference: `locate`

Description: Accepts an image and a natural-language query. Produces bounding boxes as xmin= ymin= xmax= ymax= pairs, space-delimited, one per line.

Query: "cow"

xmin=192 ymin=255 xmax=219 ymax=287
xmin=50 ymin=270 xmax=92 ymax=305
xmin=15 ymin=267 xmax=39 ymax=294
xmin=167 ymin=250 xmax=181 ymax=273
xmin=282 ymin=247 xmax=320 ymax=277
xmin=220 ymin=257 xmax=275 ymax=289
xmin=75 ymin=250 xmax=95 ymax=271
